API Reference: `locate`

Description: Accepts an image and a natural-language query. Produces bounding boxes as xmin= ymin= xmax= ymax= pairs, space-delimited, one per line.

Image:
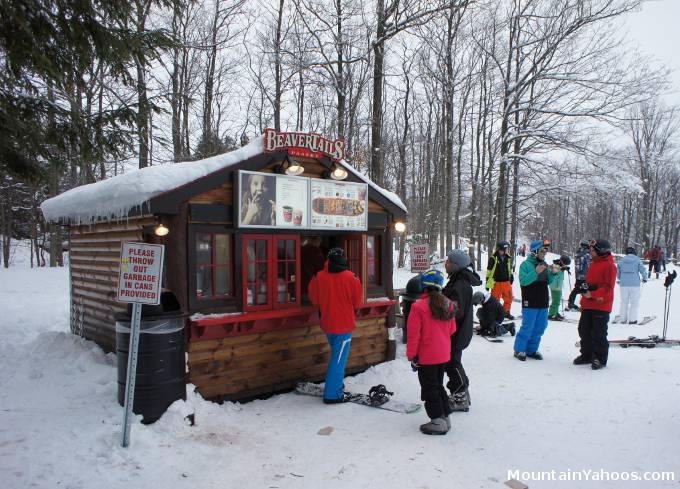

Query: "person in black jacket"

xmin=472 ymin=291 xmax=516 ymax=337
xmin=399 ymin=274 xmax=422 ymax=343
xmin=442 ymin=249 xmax=482 ymax=412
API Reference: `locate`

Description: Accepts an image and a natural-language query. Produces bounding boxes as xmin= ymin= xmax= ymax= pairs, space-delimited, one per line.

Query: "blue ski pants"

xmin=514 ymin=308 xmax=549 ymax=354
xmin=324 ymin=332 xmax=353 ymax=400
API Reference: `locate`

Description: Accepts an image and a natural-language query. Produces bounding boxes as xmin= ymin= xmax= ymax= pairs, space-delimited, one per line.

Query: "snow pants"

xmin=618 ymin=286 xmax=641 ymax=323
xmin=549 ymin=289 xmax=562 ymax=316
xmin=568 ymin=279 xmax=586 ymax=308
xmin=648 ymin=260 xmax=660 ymax=277
xmin=491 ymin=281 xmax=513 ymax=314
xmin=418 ymin=364 xmax=453 ymax=420
xmin=445 ymin=348 xmax=468 ymax=396
xmin=578 ymin=309 xmax=610 ymax=365
xmin=514 ymin=307 xmax=549 ymax=354
xmin=323 ymin=332 xmax=352 ymax=401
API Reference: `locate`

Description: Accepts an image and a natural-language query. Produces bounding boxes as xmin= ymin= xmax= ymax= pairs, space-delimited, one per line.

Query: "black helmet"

xmin=497 ymin=241 xmax=510 ymax=250
xmin=580 ymin=240 xmax=589 ymax=248
xmin=401 ymin=275 xmax=422 ymax=302
xmin=559 ymin=255 xmax=571 ymax=266
xmin=626 ymin=246 xmax=637 ymax=255
xmin=589 ymin=239 xmax=611 ymax=256
xmin=472 ymin=291 xmax=486 ymax=306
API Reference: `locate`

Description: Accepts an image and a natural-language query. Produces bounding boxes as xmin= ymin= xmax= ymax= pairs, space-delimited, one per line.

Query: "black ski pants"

xmin=445 ymin=348 xmax=469 ymax=395
xmin=417 ymin=364 xmax=453 ymax=420
xmin=567 ymin=279 xmax=586 ymax=308
xmin=578 ymin=309 xmax=610 ymax=365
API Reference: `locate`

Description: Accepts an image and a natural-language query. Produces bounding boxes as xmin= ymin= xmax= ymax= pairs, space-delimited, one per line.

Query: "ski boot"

xmin=505 ymin=322 xmax=516 ymax=336
xmin=566 ymin=304 xmax=580 ymax=312
xmin=505 ymin=312 xmax=515 ymax=320
xmin=527 ymin=351 xmax=543 ymax=360
xmin=573 ymin=355 xmax=590 ymax=365
xmin=628 ymin=320 xmax=638 ymax=325
xmin=514 ymin=351 xmax=527 ymax=361
xmin=591 ymin=358 xmax=605 ymax=370
xmin=449 ymin=388 xmax=471 ymax=412
xmin=420 ymin=417 xmax=449 ymax=435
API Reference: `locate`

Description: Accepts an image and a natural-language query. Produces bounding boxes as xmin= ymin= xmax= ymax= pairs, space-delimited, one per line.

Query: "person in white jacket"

xmin=616 ymin=247 xmax=647 ymax=324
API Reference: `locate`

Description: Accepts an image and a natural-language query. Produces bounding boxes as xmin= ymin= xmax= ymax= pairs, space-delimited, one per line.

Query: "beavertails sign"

xmin=264 ymin=128 xmax=345 ymax=161
xmin=117 ymin=242 xmax=165 ymax=304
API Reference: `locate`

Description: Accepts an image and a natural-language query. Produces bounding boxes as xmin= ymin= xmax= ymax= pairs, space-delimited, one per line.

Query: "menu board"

xmin=237 ymin=170 xmax=309 ymax=229
xmin=310 ymin=180 xmax=368 ymax=230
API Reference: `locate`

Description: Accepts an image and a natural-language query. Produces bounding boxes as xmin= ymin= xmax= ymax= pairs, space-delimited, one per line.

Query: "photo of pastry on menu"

xmin=310 ymin=180 xmax=368 ymax=230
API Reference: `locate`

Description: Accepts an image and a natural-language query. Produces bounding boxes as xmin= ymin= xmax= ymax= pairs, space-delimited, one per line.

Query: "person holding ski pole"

xmin=514 ymin=239 xmax=557 ymax=361
xmin=407 ymin=270 xmax=457 ymax=435
xmin=442 ymin=250 xmax=482 ymax=412
xmin=616 ymin=246 xmax=647 ymax=324
xmin=573 ymin=239 xmax=617 ymax=370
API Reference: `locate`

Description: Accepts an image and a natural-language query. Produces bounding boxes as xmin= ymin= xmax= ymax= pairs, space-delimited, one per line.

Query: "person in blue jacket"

xmin=514 ymin=239 xmax=558 ymax=361
xmin=616 ymin=246 xmax=647 ymax=324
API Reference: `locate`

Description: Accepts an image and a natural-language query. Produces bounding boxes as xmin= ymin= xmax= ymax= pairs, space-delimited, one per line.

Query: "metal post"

xmin=121 ymin=302 xmax=143 ymax=447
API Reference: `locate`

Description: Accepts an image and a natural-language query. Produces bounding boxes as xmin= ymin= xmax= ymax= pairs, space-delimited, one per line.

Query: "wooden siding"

xmin=187 ymin=317 xmax=388 ymax=400
xmin=70 ymin=216 xmax=154 ymax=352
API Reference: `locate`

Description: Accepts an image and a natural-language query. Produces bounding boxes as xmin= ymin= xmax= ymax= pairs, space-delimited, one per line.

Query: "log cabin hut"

xmin=41 ymin=129 xmax=408 ymax=402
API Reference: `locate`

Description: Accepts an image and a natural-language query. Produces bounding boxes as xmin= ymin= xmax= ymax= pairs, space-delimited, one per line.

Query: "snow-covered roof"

xmin=41 ymin=135 xmax=407 ymax=224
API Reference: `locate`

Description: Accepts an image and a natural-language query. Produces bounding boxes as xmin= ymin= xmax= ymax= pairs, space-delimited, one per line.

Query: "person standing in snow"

xmin=472 ymin=291 xmax=515 ymax=337
xmin=548 ymin=255 xmax=571 ymax=321
xmin=645 ymin=244 xmax=661 ymax=279
xmin=308 ymin=247 xmax=363 ymax=403
xmin=399 ymin=274 xmax=423 ymax=343
xmin=567 ymin=241 xmax=592 ymax=311
xmin=442 ymin=250 xmax=482 ymax=412
xmin=514 ymin=239 xmax=557 ymax=361
xmin=573 ymin=239 xmax=617 ymax=370
xmin=616 ymin=246 xmax=647 ymax=324
xmin=407 ymin=270 xmax=457 ymax=435
xmin=486 ymin=241 xmax=515 ymax=319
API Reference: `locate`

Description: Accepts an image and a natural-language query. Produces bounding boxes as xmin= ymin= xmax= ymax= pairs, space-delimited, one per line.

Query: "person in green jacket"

xmin=548 ymin=255 xmax=571 ymax=321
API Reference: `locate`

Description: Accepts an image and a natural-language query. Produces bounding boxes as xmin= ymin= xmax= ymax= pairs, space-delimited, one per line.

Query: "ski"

xmin=637 ymin=315 xmax=657 ymax=325
xmin=295 ymin=382 xmax=422 ymax=414
xmin=575 ymin=336 xmax=680 ymax=348
xmin=482 ymin=336 xmax=503 ymax=343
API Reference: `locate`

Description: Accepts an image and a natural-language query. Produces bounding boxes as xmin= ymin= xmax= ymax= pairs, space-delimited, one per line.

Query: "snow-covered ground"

xmin=1 ymin=251 xmax=679 ymax=489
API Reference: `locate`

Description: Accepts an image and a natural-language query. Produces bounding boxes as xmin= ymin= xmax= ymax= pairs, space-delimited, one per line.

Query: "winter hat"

xmin=421 ymin=269 xmax=445 ymax=291
xmin=589 ymin=239 xmax=611 ymax=256
xmin=626 ymin=246 xmax=637 ymax=255
xmin=553 ymin=254 xmax=571 ymax=266
xmin=579 ymin=240 xmax=590 ymax=248
xmin=327 ymin=247 xmax=348 ymax=272
xmin=530 ymin=239 xmax=551 ymax=254
xmin=401 ymin=274 xmax=423 ymax=302
xmin=446 ymin=249 xmax=472 ymax=274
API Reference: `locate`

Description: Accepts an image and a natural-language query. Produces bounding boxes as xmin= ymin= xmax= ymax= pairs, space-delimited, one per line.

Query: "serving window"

xmin=242 ymin=234 xmax=301 ymax=312
xmin=189 ymin=226 xmax=235 ymax=310
xmin=367 ymin=234 xmax=381 ymax=287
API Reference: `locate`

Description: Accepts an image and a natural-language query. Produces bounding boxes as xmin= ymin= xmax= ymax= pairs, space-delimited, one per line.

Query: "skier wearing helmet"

xmin=441 ymin=249 xmax=482 ymax=412
xmin=513 ymin=239 xmax=558 ymax=362
xmin=573 ymin=239 xmax=617 ymax=370
xmin=486 ymin=241 xmax=515 ymax=319
xmin=567 ymin=241 xmax=592 ymax=311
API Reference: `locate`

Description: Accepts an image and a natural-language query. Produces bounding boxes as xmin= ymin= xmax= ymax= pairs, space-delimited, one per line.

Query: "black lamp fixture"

xmin=322 ymin=162 xmax=348 ymax=180
xmin=275 ymin=154 xmax=305 ymax=176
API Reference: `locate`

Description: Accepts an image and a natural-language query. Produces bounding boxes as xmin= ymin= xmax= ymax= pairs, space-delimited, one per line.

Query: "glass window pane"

xmin=257 ymin=239 xmax=267 ymax=260
xmin=287 ymin=240 xmax=295 ymax=260
xmin=278 ymin=240 xmax=285 ymax=260
xmin=197 ymin=266 xmax=213 ymax=298
xmin=196 ymin=234 xmax=212 ymax=264
xmin=215 ymin=266 xmax=230 ymax=296
xmin=215 ymin=234 xmax=230 ymax=265
xmin=256 ymin=280 xmax=268 ymax=305
xmin=277 ymin=262 xmax=286 ymax=281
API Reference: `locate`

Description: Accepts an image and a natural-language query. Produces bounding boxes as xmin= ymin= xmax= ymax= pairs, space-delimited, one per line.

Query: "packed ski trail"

xmin=1 ymin=254 xmax=679 ymax=488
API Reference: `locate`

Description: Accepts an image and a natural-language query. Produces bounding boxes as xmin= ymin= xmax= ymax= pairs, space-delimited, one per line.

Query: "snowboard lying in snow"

xmin=295 ymin=382 xmax=421 ymax=414
xmin=612 ymin=315 xmax=657 ymax=325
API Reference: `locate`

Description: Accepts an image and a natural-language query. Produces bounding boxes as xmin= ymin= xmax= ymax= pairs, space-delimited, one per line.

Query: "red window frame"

xmin=366 ymin=234 xmax=381 ymax=287
xmin=195 ymin=232 xmax=234 ymax=301
xmin=342 ymin=235 xmax=363 ymax=279
xmin=242 ymin=234 xmax=301 ymax=312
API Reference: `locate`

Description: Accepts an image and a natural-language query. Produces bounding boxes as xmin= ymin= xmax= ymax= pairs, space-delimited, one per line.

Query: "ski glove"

xmin=410 ymin=357 xmax=420 ymax=372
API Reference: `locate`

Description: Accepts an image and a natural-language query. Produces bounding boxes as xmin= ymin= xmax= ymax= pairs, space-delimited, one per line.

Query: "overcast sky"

xmin=623 ymin=0 xmax=680 ymax=105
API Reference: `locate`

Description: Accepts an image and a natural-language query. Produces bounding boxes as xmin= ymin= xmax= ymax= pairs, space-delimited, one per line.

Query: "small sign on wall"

xmin=410 ymin=244 xmax=430 ymax=273
xmin=117 ymin=242 xmax=165 ymax=305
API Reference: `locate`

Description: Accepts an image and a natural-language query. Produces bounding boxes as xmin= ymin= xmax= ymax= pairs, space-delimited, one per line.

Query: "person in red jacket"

xmin=308 ymin=247 xmax=363 ymax=403
xmin=407 ymin=269 xmax=457 ymax=435
xmin=573 ymin=239 xmax=617 ymax=370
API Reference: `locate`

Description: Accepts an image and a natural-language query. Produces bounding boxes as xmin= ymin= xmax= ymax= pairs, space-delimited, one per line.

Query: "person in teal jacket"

xmin=514 ymin=239 xmax=558 ymax=361
xmin=548 ymin=255 xmax=571 ymax=321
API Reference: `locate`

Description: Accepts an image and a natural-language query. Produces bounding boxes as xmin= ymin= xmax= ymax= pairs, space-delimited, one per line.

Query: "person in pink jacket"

xmin=407 ymin=269 xmax=458 ymax=435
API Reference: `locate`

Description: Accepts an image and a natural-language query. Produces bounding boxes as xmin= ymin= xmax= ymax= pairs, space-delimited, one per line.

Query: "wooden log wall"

xmin=188 ymin=317 xmax=388 ymax=400
xmin=70 ymin=216 xmax=155 ymax=352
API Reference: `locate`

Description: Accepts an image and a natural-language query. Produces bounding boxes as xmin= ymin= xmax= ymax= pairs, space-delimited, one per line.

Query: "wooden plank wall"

xmin=188 ymin=317 xmax=387 ymax=400
xmin=70 ymin=216 xmax=155 ymax=352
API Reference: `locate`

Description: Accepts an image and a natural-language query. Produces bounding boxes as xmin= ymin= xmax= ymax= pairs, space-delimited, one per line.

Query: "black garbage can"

xmin=116 ymin=306 xmax=186 ymax=424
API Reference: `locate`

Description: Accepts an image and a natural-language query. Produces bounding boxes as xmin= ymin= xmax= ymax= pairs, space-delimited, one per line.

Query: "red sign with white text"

xmin=117 ymin=242 xmax=165 ymax=304
xmin=264 ymin=128 xmax=345 ymax=161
